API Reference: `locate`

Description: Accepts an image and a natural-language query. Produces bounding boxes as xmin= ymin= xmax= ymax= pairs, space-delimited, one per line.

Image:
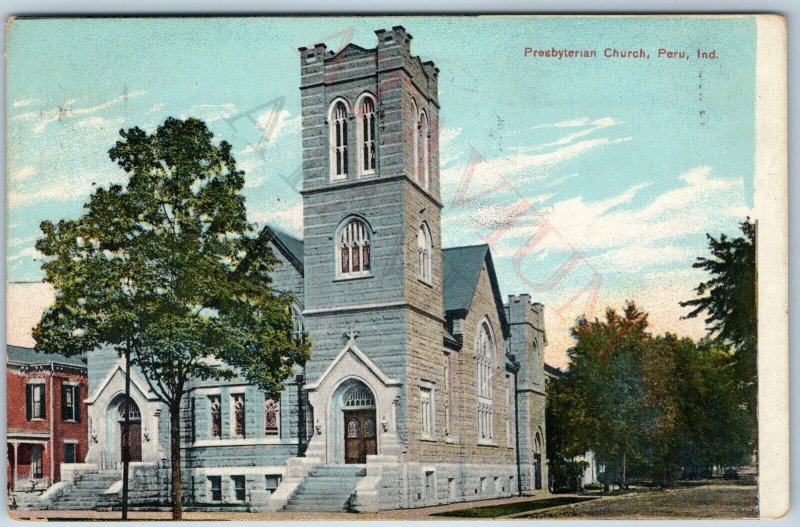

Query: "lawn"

xmin=431 ymin=497 xmax=597 ymax=518
xmin=520 ymin=485 xmax=758 ymax=519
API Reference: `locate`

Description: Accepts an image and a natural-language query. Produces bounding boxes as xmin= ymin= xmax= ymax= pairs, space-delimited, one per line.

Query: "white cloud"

xmin=7 ymin=169 xmax=115 ymax=209
xmin=250 ymin=202 xmax=303 ymax=236
xmin=182 ymin=103 xmax=238 ymax=124
xmin=441 ymin=136 xmax=632 ymax=196
xmin=12 ymin=91 xmax=146 ymax=134
xmin=7 ymin=246 xmax=43 ymax=263
xmin=76 ymin=116 xmax=125 ymax=129
xmin=237 ymin=109 xmax=301 ymax=156
xmin=10 ymin=165 xmax=36 ymax=182
xmin=13 ymin=98 xmax=43 ymax=108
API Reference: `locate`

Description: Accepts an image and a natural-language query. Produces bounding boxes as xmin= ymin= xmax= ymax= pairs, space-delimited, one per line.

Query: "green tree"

xmin=680 ymin=219 xmax=757 ymax=450
xmin=33 ymin=117 xmax=311 ymax=520
xmin=558 ymin=302 xmax=654 ymax=490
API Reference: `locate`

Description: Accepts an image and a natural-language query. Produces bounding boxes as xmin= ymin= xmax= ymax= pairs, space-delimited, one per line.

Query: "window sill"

xmin=444 ymin=436 xmax=459 ymax=444
xmin=477 ymin=439 xmax=499 ymax=447
xmin=62 ymin=419 xmax=78 ymax=424
xmin=334 ymin=273 xmax=373 ymax=282
xmin=420 ymin=435 xmax=438 ymax=443
xmin=29 ymin=418 xmax=46 ymax=422
xmin=417 ymin=278 xmax=433 ymax=288
xmin=358 ymin=171 xmax=377 ymax=179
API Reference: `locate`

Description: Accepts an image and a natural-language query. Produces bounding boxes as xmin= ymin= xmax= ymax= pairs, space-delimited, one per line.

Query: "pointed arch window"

xmin=418 ymin=111 xmax=430 ymax=189
xmin=357 ymin=95 xmax=377 ymax=175
xmin=476 ymin=321 xmax=495 ymax=442
xmin=291 ymin=305 xmax=304 ymax=338
xmin=336 ymin=218 xmax=371 ymax=278
xmin=411 ymin=100 xmax=419 ymax=181
xmin=416 ymin=223 xmax=432 ymax=284
xmin=264 ymin=398 xmax=280 ymax=436
xmin=330 ymin=100 xmax=349 ymax=180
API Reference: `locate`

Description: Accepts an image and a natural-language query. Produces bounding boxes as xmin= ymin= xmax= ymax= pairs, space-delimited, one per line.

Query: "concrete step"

xmin=283 ymin=464 xmax=364 ymax=512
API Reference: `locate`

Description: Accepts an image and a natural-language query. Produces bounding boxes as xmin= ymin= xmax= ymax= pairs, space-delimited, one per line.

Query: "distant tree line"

xmin=547 ymin=220 xmax=756 ymax=491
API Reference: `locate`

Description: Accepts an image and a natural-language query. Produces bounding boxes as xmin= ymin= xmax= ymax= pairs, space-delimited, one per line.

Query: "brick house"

xmin=6 ymin=345 xmax=88 ymax=492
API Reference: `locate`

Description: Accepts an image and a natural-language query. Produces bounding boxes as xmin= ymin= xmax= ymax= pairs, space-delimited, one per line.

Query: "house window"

xmin=264 ymin=398 xmax=279 ymax=435
xmin=358 ymin=95 xmax=376 ymax=175
xmin=232 ymin=475 xmax=246 ymax=502
xmin=265 ymin=474 xmax=282 ymax=495
xmin=330 ymin=100 xmax=349 ymax=179
xmin=209 ymin=395 xmax=221 ymax=438
xmin=26 ymin=383 xmax=46 ymax=421
xmin=418 ymin=111 xmax=430 ymax=189
xmin=336 ymin=218 xmax=371 ymax=278
xmin=64 ymin=442 xmax=77 ymax=464
xmin=208 ymin=476 xmax=222 ymax=502
xmin=61 ymin=383 xmax=79 ymax=422
xmin=416 ymin=223 xmax=432 ymax=283
xmin=476 ymin=321 xmax=495 ymax=442
xmin=420 ymin=387 xmax=433 ymax=438
xmin=231 ymin=394 xmax=246 ymax=438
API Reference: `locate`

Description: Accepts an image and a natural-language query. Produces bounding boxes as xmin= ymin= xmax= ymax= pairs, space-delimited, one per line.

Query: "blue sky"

xmin=6 ymin=16 xmax=757 ymax=364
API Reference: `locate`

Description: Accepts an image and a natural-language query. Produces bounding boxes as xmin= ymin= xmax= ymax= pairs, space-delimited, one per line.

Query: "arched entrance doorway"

xmin=117 ymin=398 xmax=142 ymax=463
xmin=341 ymin=382 xmax=377 ymax=464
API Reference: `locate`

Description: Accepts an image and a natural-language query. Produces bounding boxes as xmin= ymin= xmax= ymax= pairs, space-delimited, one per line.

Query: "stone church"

xmin=46 ymin=26 xmax=548 ymax=512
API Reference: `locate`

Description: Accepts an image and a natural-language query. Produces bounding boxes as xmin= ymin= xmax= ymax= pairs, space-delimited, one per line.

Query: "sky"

xmin=5 ymin=16 xmax=757 ymax=367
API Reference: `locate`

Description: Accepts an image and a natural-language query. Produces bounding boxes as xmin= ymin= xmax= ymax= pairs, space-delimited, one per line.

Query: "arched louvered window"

xmin=416 ymin=223 xmax=432 ymax=283
xmin=337 ymin=218 xmax=371 ymax=278
xmin=358 ymin=95 xmax=377 ymax=175
xmin=411 ymin=100 xmax=419 ymax=181
xmin=418 ymin=111 xmax=430 ymax=189
xmin=476 ymin=320 xmax=495 ymax=442
xmin=330 ymin=100 xmax=349 ymax=179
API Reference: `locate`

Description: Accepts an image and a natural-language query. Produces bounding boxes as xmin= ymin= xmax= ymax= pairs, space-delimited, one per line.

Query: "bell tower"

xmin=297 ymin=27 xmax=444 ymax=462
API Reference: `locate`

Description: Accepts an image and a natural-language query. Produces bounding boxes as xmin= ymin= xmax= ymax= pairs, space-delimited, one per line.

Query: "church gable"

xmin=442 ymin=244 xmax=509 ymax=338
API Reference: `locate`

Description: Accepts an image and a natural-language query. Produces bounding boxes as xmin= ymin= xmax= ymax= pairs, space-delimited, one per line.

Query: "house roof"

xmin=442 ymin=244 xmax=509 ymax=338
xmin=261 ymin=225 xmax=304 ymax=273
xmin=6 ymin=344 xmax=87 ymax=368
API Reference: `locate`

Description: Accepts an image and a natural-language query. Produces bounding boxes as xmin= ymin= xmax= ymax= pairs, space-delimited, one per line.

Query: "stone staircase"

xmin=283 ymin=465 xmax=366 ymax=512
xmin=47 ymin=471 xmax=122 ymax=510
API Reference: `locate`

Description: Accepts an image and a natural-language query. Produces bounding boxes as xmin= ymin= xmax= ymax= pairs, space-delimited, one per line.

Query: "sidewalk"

xmin=10 ymin=493 xmax=578 ymax=521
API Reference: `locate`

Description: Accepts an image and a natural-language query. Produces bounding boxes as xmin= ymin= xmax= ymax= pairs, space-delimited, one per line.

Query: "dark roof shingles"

xmin=7 ymin=345 xmax=87 ymax=368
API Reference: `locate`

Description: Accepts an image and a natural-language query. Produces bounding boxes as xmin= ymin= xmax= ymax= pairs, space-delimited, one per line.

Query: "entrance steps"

xmin=46 ymin=471 xmax=122 ymax=510
xmin=283 ymin=465 xmax=366 ymax=512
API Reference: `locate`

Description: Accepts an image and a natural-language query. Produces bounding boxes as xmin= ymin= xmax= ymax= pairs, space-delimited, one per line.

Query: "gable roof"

xmin=7 ymin=344 xmax=87 ymax=369
xmin=442 ymin=244 xmax=509 ymax=338
xmin=261 ymin=225 xmax=304 ymax=274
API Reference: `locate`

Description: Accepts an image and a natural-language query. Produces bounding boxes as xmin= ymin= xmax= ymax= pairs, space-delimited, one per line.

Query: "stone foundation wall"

xmin=353 ymin=458 xmax=545 ymax=512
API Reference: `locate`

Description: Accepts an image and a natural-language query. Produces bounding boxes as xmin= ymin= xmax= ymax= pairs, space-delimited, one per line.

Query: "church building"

xmin=46 ymin=27 xmax=548 ymax=513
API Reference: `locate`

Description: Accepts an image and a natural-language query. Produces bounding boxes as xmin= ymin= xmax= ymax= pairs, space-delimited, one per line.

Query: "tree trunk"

xmin=621 ymin=451 xmax=627 ymax=490
xmin=170 ymin=399 xmax=183 ymax=520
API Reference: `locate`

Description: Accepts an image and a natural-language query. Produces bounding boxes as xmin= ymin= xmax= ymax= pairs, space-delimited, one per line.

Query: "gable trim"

xmin=305 ymin=342 xmax=401 ymax=391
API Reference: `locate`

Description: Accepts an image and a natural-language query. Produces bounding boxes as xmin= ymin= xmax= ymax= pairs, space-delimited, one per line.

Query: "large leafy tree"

xmin=547 ymin=302 xmax=751 ymax=490
xmin=680 ymin=219 xmax=757 ymax=448
xmin=33 ymin=117 xmax=310 ymax=519
xmin=554 ymin=302 xmax=654 ymax=490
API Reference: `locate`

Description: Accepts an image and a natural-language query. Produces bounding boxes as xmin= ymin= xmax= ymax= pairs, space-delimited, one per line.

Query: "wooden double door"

xmin=344 ymin=409 xmax=377 ymax=464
